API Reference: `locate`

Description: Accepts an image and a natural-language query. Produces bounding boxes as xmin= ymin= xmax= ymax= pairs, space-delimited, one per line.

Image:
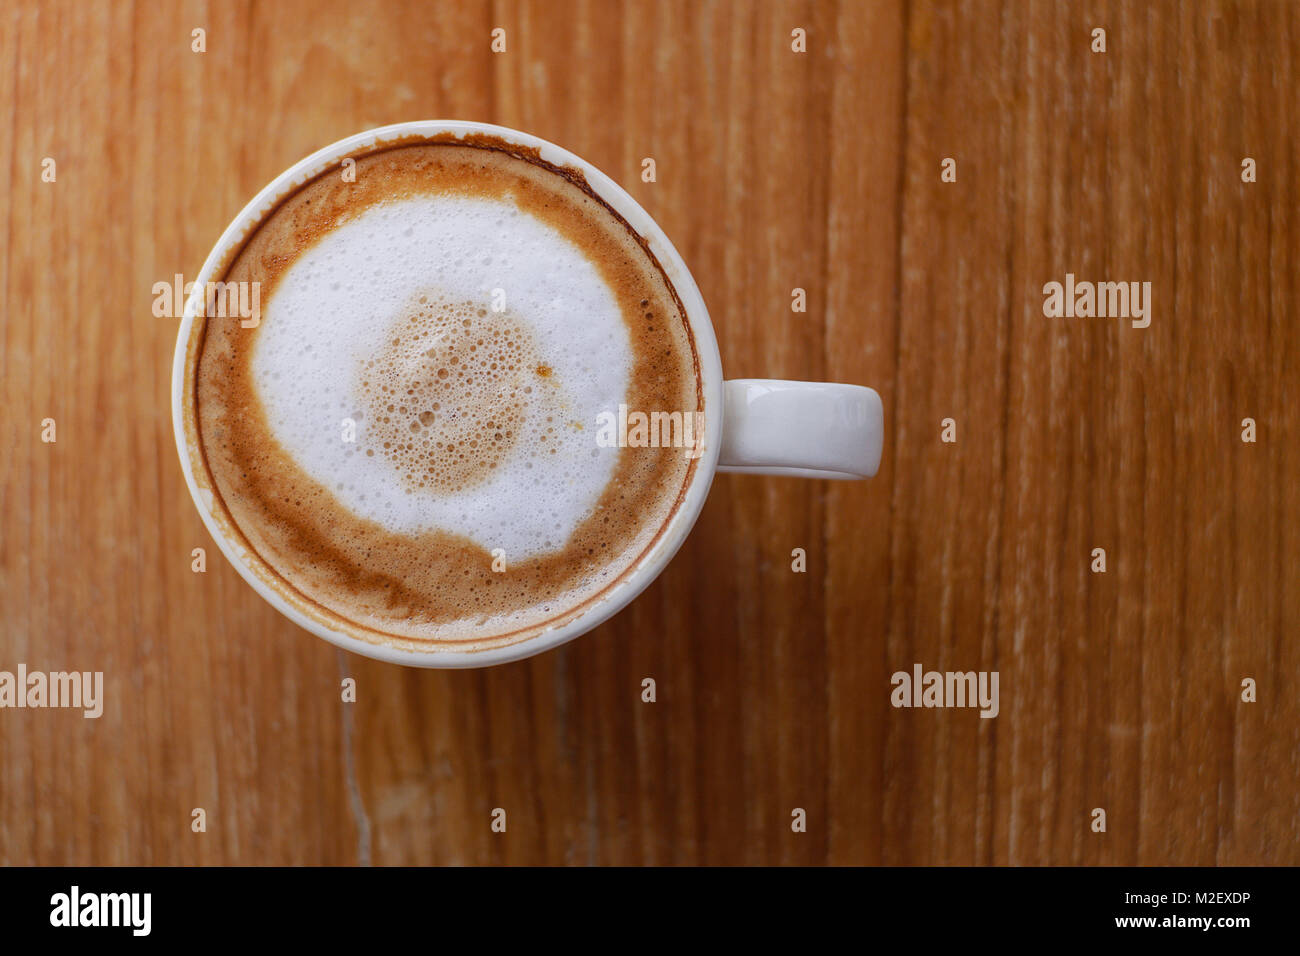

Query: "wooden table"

xmin=2 ymin=0 xmax=1296 ymax=865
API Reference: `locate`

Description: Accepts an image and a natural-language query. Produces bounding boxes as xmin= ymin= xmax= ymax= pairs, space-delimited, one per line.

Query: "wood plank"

xmin=0 ymin=0 xmax=1294 ymax=866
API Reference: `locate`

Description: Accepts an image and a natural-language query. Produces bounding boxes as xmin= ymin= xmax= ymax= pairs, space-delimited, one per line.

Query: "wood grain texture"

xmin=0 ymin=0 xmax=1295 ymax=865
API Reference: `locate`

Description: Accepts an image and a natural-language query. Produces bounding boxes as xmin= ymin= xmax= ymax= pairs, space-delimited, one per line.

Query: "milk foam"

xmin=250 ymin=195 xmax=632 ymax=559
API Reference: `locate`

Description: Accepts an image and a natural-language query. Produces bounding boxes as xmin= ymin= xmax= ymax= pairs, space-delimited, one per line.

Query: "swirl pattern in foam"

xmin=251 ymin=195 xmax=631 ymax=559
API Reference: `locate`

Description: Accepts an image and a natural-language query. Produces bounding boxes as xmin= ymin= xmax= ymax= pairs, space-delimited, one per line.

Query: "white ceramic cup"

xmin=172 ymin=120 xmax=883 ymax=668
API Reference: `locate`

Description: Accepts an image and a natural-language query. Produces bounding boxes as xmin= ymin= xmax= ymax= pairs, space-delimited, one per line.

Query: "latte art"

xmin=251 ymin=194 xmax=631 ymax=557
xmin=190 ymin=138 xmax=701 ymax=651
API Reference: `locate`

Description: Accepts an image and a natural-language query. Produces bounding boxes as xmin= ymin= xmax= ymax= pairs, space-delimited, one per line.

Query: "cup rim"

xmin=171 ymin=120 xmax=724 ymax=668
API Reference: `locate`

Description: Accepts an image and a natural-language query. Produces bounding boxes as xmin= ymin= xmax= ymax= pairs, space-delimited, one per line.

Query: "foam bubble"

xmin=250 ymin=194 xmax=631 ymax=559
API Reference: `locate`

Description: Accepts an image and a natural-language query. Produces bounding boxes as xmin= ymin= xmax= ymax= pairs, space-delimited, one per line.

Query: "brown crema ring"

xmin=187 ymin=135 xmax=702 ymax=652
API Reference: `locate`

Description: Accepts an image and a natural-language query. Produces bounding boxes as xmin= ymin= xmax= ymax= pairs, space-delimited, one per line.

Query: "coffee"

xmin=188 ymin=137 xmax=702 ymax=652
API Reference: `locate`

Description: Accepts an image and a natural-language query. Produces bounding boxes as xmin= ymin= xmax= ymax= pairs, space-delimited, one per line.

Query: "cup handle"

xmin=716 ymin=379 xmax=884 ymax=479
